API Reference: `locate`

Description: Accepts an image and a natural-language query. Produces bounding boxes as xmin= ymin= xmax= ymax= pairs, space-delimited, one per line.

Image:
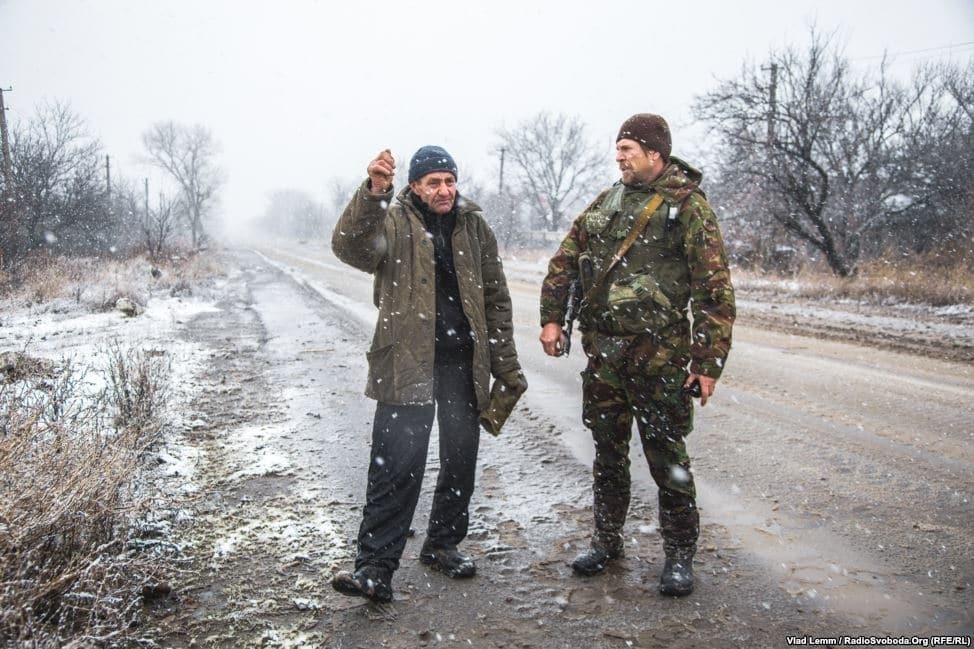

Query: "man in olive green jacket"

xmin=331 ymin=146 xmax=525 ymax=603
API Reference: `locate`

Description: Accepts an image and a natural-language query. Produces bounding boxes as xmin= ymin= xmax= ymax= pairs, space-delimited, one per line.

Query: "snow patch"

xmin=224 ymin=423 xmax=294 ymax=480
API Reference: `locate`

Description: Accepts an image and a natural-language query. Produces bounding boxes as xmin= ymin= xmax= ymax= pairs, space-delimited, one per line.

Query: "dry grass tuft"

xmin=0 ymin=249 xmax=226 ymax=309
xmin=0 ymin=250 xmax=218 ymax=645
xmin=2 ymin=255 xmax=98 ymax=305
xmin=1 ymin=346 xmax=174 ymax=646
xmin=734 ymin=253 xmax=973 ymax=307
xmin=105 ymin=342 xmax=169 ymax=438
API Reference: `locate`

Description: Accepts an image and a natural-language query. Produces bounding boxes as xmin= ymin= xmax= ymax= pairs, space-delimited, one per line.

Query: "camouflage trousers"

xmin=580 ymin=331 xmax=699 ymax=553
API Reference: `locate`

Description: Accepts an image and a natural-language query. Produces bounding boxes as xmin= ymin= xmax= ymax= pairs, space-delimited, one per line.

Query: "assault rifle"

xmin=560 ymin=278 xmax=581 ymax=356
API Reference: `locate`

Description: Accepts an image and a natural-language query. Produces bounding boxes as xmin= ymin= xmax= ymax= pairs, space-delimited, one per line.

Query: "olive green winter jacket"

xmin=332 ymin=181 xmax=521 ymax=411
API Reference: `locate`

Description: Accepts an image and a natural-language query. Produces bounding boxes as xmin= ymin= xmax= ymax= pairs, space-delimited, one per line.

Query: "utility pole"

xmin=105 ymin=154 xmax=112 ymax=203
xmin=765 ymin=62 xmax=778 ymax=147
xmin=498 ymin=147 xmax=506 ymax=194
xmin=0 ymin=87 xmax=12 ymax=187
xmin=144 ymin=177 xmax=150 ymax=247
xmin=0 ymin=87 xmax=13 ymax=269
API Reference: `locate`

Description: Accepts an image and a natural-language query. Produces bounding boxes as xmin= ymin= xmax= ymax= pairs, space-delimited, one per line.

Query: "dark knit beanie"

xmin=408 ymin=145 xmax=458 ymax=183
xmin=616 ymin=113 xmax=671 ymax=161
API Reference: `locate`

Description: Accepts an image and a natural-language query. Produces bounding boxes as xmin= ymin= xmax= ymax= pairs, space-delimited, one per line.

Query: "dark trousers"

xmin=354 ymin=356 xmax=481 ymax=574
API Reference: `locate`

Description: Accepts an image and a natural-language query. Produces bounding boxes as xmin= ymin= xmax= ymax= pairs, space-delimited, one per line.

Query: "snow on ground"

xmin=223 ymin=422 xmax=295 ymax=482
xmin=499 ymin=253 xmax=552 ymax=285
xmin=256 ymin=239 xmax=974 ymax=358
xmin=1 ymin=294 xmax=220 ymax=393
xmin=252 ymin=250 xmax=376 ymax=328
xmin=737 ymin=298 xmax=974 ymax=342
xmin=0 ymin=285 xmax=223 ymax=500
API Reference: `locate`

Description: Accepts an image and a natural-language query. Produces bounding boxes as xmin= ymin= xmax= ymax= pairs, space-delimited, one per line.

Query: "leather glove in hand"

xmin=479 ymin=369 xmax=528 ymax=436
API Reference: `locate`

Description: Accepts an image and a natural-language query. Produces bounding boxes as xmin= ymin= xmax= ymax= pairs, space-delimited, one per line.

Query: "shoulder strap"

xmin=583 ymin=192 xmax=665 ymax=302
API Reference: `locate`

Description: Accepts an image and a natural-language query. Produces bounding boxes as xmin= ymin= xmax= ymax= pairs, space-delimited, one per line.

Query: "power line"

xmin=852 ymin=40 xmax=974 ymax=61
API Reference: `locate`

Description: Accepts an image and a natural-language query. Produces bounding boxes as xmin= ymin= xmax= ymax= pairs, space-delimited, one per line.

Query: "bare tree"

xmin=324 ymin=176 xmax=357 ymax=234
xmin=142 ymin=191 xmax=182 ymax=259
xmin=693 ymin=30 xmax=970 ymax=276
xmin=495 ymin=112 xmax=608 ymax=233
xmin=474 ymin=187 xmax=522 ymax=255
xmin=100 ymin=176 xmax=149 ymax=255
xmin=456 ymin=173 xmax=486 ymax=204
xmin=142 ymin=122 xmax=223 ymax=250
xmin=3 ymin=101 xmax=108 ymax=260
xmin=259 ymin=189 xmax=323 ymax=240
xmin=456 ymin=173 xmax=523 ymax=254
xmin=893 ymin=60 xmax=974 ymax=262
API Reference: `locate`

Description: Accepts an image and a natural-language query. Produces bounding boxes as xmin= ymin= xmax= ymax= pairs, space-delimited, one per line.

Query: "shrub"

xmin=0 ymin=346 xmax=173 ymax=646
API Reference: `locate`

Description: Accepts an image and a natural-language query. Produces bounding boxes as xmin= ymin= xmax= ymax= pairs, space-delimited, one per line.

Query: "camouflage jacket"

xmin=332 ymin=181 xmax=521 ymax=409
xmin=540 ymin=157 xmax=735 ymax=378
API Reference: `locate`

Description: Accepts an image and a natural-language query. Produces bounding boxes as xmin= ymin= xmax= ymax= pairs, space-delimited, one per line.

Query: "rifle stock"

xmin=561 ymin=278 xmax=581 ymax=356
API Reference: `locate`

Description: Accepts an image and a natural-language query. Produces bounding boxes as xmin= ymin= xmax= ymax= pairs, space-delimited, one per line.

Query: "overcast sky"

xmin=2 ymin=0 xmax=973 ymax=228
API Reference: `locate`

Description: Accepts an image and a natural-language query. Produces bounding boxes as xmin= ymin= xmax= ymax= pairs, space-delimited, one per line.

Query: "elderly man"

xmin=331 ymin=145 xmax=525 ymax=603
xmin=539 ymin=114 xmax=735 ymax=596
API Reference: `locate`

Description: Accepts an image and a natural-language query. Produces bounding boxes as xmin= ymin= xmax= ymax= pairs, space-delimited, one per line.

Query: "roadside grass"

xmin=0 ymin=250 xmax=219 ymax=646
xmin=732 ymin=253 xmax=973 ymax=307
xmin=0 ymin=345 xmax=174 ymax=646
xmin=0 ymin=249 xmax=224 ymax=309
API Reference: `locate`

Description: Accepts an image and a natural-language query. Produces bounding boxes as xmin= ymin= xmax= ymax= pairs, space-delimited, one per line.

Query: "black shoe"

xmin=331 ymin=566 xmax=393 ymax=603
xmin=419 ymin=543 xmax=476 ymax=578
xmin=659 ymin=553 xmax=694 ymax=596
xmin=571 ymin=546 xmax=621 ymax=576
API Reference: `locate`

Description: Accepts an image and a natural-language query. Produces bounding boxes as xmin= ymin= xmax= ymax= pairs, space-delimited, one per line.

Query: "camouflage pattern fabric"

xmin=540 ymin=156 xmax=735 ymax=379
xmin=581 ymin=330 xmax=699 ymax=552
xmin=540 ymin=157 xmax=735 ymax=551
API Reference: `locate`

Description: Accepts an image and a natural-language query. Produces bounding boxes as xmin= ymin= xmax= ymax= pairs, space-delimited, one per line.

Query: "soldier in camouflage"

xmin=539 ymin=114 xmax=735 ymax=596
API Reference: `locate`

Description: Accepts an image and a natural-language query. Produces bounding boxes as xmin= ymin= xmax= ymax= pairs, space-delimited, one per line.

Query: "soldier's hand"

xmin=539 ymin=322 xmax=565 ymax=357
xmin=367 ymin=149 xmax=395 ymax=194
xmin=685 ymin=373 xmax=717 ymax=406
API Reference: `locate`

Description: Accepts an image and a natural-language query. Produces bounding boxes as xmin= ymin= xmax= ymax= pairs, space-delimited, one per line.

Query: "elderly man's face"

xmin=410 ymin=172 xmax=457 ymax=215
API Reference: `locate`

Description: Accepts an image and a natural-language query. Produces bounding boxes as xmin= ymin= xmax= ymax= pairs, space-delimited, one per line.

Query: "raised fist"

xmin=367 ymin=149 xmax=395 ymax=194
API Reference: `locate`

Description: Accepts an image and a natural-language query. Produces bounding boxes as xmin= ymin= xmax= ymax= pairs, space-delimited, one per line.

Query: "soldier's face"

xmin=616 ymin=138 xmax=662 ymax=185
xmin=410 ymin=172 xmax=457 ymax=215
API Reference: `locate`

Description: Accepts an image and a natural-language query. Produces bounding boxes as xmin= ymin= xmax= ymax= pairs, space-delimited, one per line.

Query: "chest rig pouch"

xmin=578 ymin=184 xmax=624 ymax=294
xmin=582 ymin=185 xmax=685 ymax=336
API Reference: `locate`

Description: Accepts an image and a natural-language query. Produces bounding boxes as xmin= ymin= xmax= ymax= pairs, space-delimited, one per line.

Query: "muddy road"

xmin=146 ymin=244 xmax=973 ymax=648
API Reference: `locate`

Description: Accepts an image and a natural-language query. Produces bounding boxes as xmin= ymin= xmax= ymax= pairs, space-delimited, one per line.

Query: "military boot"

xmin=659 ymin=544 xmax=695 ymax=596
xmin=419 ymin=542 xmax=476 ymax=578
xmin=571 ymin=545 xmax=622 ymax=576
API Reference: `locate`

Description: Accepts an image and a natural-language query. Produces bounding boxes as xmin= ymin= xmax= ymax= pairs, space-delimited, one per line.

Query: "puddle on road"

xmin=698 ymin=483 xmax=939 ymax=632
